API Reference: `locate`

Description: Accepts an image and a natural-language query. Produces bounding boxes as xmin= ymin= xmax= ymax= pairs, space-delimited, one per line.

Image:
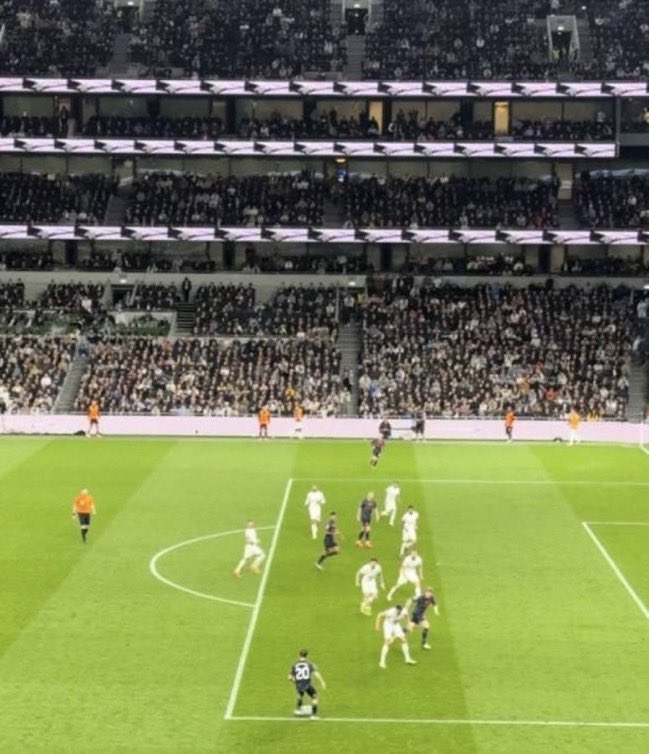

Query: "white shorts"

xmin=308 ymin=507 xmax=322 ymax=522
xmin=384 ymin=501 xmax=396 ymax=513
xmin=383 ymin=622 xmax=406 ymax=641
xmin=402 ymin=529 xmax=417 ymax=545
xmin=244 ymin=544 xmax=264 ymax=560
xmin=361 ymin=582 xmax=378 ymax=600
xmin=396 ymin=571 xmax=420 ymax=588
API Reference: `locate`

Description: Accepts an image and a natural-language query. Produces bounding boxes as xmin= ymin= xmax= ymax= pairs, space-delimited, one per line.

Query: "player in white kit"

xmin=304 ymin=485 xmax=326 ymax=539
xmin=381 ymin=481 xmax=400 ymax=526
xmin=355 ymin=557 xmax=385 ymax=615
xmin=233 ymin=521 xmax=266 ymax=577
xmin=387 ymin=550 xmax=423 ymax=601
xmin=400 ymin=505 xmax=419 ymax=556
xmin=375 ymin=605 xmax=416 ymax=668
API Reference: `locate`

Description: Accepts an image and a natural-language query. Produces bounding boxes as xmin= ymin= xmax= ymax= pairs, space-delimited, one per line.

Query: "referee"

xmin=72 ymin=489 xmax=96 ymax=543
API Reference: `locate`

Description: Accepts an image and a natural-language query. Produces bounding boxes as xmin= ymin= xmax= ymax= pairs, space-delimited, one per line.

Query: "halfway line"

xmin=224 ymin=478 xmax=294 ymax=720
xmin=228 ymin=715 xmax=649 ymax=729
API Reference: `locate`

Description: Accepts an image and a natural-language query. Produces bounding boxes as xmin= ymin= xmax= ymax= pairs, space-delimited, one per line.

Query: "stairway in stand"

xmin=53 ymin=354 xmax=89 ymax=414
xmin=176 ymin=302 xmax=196 ymax=335
xmin=337 ymin=320 xmax=361 ymax=414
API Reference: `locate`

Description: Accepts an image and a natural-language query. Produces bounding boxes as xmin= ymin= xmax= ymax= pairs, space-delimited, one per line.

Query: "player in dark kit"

xmin=370 ymin=436 xmax=385 ymax=467
xmin=356 ymin=491 xmax=378 ymax=548
xmin=315 ymin=513 xmax=341 ymax=569
xmin=413 ymin=411 xmax=425 ymax=441
xmin=289 ymin=649 xmax=326 ymax=718
xmin=407 ymin=588 xmax=439 ymax=649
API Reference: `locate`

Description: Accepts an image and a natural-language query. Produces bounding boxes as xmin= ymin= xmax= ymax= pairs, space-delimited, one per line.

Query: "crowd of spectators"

xmin=125 ymin=171 xmax=325 ymax=227
xmin=337 ymin=175 xmax=560 ymax=229
xmin=0 ymin=113 xmax=69 ymax=137
xmin=126 ymin=283 xmax=180 ymax=311
xmin=241 ymin=248 xmax=368 ymax=274
xmin=400 ymin=254 xmax=534 ymax=276
xmin=561 ymin=255 xmax=649 ymax=276
xmin=75 ymin=336 xmax=347 ymax=416
xmin=0 ymin=173 xmax=118 ymax=224
xmin=574 ymin=173 xmax=649 ymax=228
xmin=358 ymin=277 xmax=636 ymax=419
xmin=83 ymin=115 xmax=225 ymax=139
xmin=0 ymin=335 xmax=74 ymax=412
xmin=0 ymin=0 xmax=118 ymax=76
xmin=575 ymin=0 xmax=649 ymax=79
xmin=193 ymin=284 xmax=338 ymax=338
xmin=0 ymin=280 xmax=25 ymax=307
xmin=130 ymin=0 xmax=345 ymax=79
xmin=363 ymin=0 xmax=555 ymax=80
xmin=511 ymin=118 xmax=614 ymax=141
xmin=0 ymin=249 xmax=54 ymax=271
xmin=38 ymin=282 xmax=105 ymax=313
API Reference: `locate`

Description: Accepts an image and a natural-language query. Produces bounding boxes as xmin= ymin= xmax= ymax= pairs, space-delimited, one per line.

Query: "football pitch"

xmin=1 ymin=436 xmax=648 ymax=754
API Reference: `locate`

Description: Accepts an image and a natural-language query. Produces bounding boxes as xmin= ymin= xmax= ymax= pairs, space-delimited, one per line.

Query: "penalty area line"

xmin=581 ymin=522 xmax=649 ymax=620
xmin=227 ymin=715 xmax=649 ymax=729
xmin=224 ymin=477 xmax=294 ymax=720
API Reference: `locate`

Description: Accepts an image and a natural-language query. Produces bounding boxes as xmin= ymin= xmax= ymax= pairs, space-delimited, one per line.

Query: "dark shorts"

xmin=414 ymin=420 xmax=425 ymax=433
xmin=89 ymin=418 xmax=99 ymax=425
xmin=77 ymin=512 xmax=91 ymax=527
xmin=296 ymin=683 xmax=317 ymax=699
xmin=360 ymin=514 xmax=372 ymax=526
xmin=410 ymin=611 xmax=425 ymax=625
xmin=372 ymin=448 xmax=382 ymax=457
xmin=324 ymin=534 xmax=337 ymax=550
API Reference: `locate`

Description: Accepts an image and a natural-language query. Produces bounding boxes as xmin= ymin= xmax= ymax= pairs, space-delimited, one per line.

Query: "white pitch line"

xmin=585 ymin=522 xmax=649 ymax=526
xmin=228 ymin=715 xmax=649 ymax=729
xmin=224 ymin=478 xmax=294 ymax=720
xmin=581 ymin=522 xmax=649 ymax=620
xmin=640 ymin=445 xmax=649 ymax=457
xmin=292 ymin=477 xmax=649 ymax=486
xmin=149 ymin=526 xmax=275 ymax=609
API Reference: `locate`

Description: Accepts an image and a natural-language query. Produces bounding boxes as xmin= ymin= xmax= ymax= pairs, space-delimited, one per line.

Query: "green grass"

xmin=1 ymin=437 xmax=648 ymax=754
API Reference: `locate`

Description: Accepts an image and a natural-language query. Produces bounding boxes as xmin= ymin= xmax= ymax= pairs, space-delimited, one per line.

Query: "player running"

xmin=406 ymin=588 xmax=439 ymax=650
xmin=375 ymin=605 xmax=417 ymax=668
xmin=315 ymin=512 xmax=341 ymax=570
xmin=233 ymin=521 xmax=266 ymax=577
xmin=400 ymin=505 xmax=419 ymax=556
xmin=72 ymin=488 xmax=96 ymax=543
xmin=87 ymin=400 xmax=101 ymax=437
xmin=304 ymin=484 xmax=326 ymax=539
xmin=369 ymin=436 xmax=384 ymax=468
xmin=289 ymin=649 xmax=326 ymax=718
xmin=355 ymin=557 xmax=385 ymax=615
xmin=387 ymin=549 xmax=424 ymax=601
xmin=505 ymin=408 xmax=515 ymax=443
xmin=356 ymin=491 xmax=378 ymax=548
xmin=381 ymin=481 xmax=400 ymax=526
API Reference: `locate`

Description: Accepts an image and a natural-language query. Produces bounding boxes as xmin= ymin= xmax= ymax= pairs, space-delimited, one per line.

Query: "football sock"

xmin=81 ymin=528 xmax=87 ymax=542
xmin=311 ymin=523 xmax=317 ymax=539
xmin=422 ymin=628 xmax=429 ymax=645
xmin=401 ymin=644 xmax=412 ymax=662
xmin=380 ymin=645 xmax=389 ymax=665
xmin=317 ymin=554 xmax=326 ymax=565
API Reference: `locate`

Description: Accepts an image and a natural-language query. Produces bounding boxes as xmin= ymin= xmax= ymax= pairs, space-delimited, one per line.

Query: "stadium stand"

xmin=130 ymin=0 xmax=345 ymax=78
xmin=574 ymin=172 xmax=649 ymax=228
xmin=125 ymin=172 xmax=325 ymax=226
xmin=75 ymin=336 xmax=347 ymax=416
xmin=193 ymin=284 xmax=338 ymax=337
xmin=337 ymin=176 xmax=560 ymax=229
xmin=0 ymin=0 xmax=117 ymax=75
xmin=0 ymin=174 xmax=118 ymax=224
xmin=0 ymin=335 xmax=74 ymax=411
xmin=358 ymin=278 xmax=637 ymax=420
